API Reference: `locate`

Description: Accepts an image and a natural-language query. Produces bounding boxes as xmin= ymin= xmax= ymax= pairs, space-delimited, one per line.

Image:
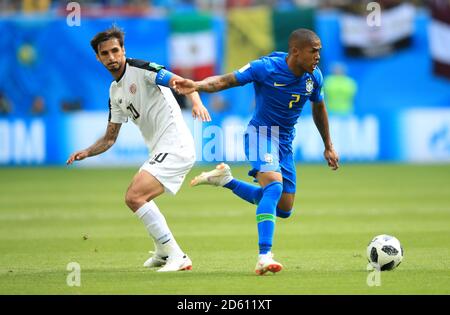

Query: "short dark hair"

xmin=288 ymin=28 xmax=319 ymax=52
xmin=90 ymin=26 xmax=125 ymax=54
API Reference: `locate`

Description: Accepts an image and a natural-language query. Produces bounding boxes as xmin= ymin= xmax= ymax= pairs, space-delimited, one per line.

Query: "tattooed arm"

xmin=172 ymin=73 xmax=239 ymax=94
xmin=66 ymin=122 xmax=121 ymax=165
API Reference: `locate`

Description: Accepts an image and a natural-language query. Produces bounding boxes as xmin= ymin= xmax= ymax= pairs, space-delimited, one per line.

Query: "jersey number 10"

xmin=127 ymin=103 xmax=140 ymax=120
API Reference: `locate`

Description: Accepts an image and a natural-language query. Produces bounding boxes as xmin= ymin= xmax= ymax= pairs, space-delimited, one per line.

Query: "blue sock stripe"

xmin=256 ymin=213 xmax=276 ymax=223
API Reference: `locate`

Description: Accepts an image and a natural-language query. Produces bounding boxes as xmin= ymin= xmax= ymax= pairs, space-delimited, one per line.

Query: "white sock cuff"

xmin=135 ymin=202 xmax=151 ymax=219
xmin=148 ymin=200 xmax=159 ymax=211
xmin=135 ymin=201 xmax=160 ymax=219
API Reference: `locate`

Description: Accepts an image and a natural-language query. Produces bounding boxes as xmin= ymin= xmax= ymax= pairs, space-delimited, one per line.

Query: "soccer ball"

xmin=367 ymin=234 xmax=403 ymax=271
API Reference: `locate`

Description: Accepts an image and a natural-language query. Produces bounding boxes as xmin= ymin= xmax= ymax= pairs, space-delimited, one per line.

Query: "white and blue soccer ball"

xmin=367 ymin=234 xmax=403 ymax=271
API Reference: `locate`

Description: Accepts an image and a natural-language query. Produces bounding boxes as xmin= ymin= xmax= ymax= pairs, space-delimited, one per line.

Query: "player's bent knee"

xmin=124 ymin=193 xmax=137 ymax=211
xmin=125 ymin=191 xmax=144 ymax=212
xmin=125 ymin=187 xmax=161 ymax=212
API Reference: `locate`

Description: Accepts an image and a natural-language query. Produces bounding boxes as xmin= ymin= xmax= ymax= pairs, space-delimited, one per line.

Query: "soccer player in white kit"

xmin=66 ymin=26 xmax=211 ymax=272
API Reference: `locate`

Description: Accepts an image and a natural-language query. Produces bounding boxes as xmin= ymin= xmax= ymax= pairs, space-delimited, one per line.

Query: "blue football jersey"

xmin=234 ymin=51 xmax=324 ymax=141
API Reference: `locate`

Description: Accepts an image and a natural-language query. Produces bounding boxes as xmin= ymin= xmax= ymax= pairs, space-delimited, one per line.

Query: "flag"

xmin=340 ymin=3 xmax=415 ymax=57
xmin=225 ymin=6 xmax=316 ymax=73
xmin=169 ymin=13 xmax=216 ymax=80
xmin=225 ymin=6 xmax=274 ymax=73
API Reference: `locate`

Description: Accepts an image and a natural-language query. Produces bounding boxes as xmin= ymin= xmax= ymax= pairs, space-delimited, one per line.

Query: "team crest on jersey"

xmin=129 ymin=83 xmax=137 ymax=94
xmin=306 ymin=78 xmax=314 ymax=94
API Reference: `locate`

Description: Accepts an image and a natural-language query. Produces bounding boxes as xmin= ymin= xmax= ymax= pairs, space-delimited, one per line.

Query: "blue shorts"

xmin=244 ymin=126 xmax=296 ymax=194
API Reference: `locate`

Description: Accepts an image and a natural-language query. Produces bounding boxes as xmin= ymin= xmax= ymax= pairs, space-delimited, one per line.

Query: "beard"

xmin=107 ymin=62 xmax=121 ymax=71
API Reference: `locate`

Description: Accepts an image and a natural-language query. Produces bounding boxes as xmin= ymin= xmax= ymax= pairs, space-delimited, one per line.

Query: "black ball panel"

xmin=381 ymin=260 xmax=395 ymax=271
xmin=381 ymin=245 xmax=399 ymax=256
xmin=370 ymin=247 xmax=378 ymax=263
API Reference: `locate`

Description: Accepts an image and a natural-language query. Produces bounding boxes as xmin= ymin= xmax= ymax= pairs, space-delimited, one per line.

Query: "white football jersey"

xmin=108 ymin=58 xmax=193 ymax=152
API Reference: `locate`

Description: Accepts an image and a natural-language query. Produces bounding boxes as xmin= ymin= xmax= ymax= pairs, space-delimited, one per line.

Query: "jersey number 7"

xmin=289 ymin=94 xmax=300 ymax=109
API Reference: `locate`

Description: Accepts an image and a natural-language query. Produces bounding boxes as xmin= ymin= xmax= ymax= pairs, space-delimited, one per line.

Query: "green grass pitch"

xmin=0 ymin=164 xmax=449 ymax=294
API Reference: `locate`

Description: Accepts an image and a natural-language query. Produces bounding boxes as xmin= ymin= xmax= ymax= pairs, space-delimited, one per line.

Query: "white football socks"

xmin=135 ymin=201 xmax=183 ymax=257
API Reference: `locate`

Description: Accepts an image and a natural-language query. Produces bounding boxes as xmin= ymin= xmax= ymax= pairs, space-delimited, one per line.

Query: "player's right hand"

xmin=324 ymin=148 xmax=339 ymax=171
xmin=66 ymin=150 xmax=89 ymax=165
xmin=172 ymin=78 xmax=197 ymax=95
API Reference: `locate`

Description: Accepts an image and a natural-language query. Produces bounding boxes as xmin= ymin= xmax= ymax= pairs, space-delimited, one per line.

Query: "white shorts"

xmin=139 ymin=132 xmax=196 ymax=195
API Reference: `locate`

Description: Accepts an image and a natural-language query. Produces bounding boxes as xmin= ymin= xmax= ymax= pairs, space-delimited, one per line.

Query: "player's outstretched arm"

xmin=168 ymin=75 xmax=211 ymax=122
xmin=173 ymin=73 xmax=239 ymax=94
xmin=312 ymin=100 xmax=339 ymax=170
xmin=66 ymin=122 xmax=122 ymax=165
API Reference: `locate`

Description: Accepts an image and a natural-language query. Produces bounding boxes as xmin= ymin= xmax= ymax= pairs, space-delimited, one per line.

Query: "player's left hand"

xmin=324 ymin=147 xmax=339 ymax=170
xmin=192 ymin=103 xmax=211 ymax=122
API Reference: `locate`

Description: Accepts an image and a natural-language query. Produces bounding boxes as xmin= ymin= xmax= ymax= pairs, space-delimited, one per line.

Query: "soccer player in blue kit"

xmin=173 ymin=29 xmax=339 ymax=275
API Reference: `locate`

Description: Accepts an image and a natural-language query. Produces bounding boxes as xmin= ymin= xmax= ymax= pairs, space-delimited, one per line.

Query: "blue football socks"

xmin=224 ymin=179 xmax=294 ymax=219
xmin=255 ymin=181 xmax=283 ymax=254
xmin=224 ymin=179 xmax=263 ymax=205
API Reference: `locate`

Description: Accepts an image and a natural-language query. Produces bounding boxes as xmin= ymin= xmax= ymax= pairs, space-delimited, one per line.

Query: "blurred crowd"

xmin=0 ymin=0 xmax=430 ymax=14
xmin=0 ymin=0 xmax=447 ymax=117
